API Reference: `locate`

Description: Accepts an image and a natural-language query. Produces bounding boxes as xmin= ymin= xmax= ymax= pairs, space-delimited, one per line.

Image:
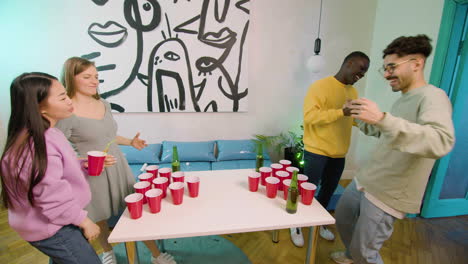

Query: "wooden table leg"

xmin=125 ymin=241 xmax=139 ymax=264
xmin=305 ymin=226 xmax=319 ymax=264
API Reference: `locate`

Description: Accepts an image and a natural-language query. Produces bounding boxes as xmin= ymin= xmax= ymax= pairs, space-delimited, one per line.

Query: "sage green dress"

xmin=56 ymin=99 xmax=135 ymax=222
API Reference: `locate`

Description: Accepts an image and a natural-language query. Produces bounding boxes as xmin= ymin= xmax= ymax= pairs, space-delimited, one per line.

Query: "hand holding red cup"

xmin=87 ymin=151 xmax=106 ymax=176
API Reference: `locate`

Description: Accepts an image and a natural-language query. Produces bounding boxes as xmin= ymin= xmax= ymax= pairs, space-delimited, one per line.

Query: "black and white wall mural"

xmin=78 ymin=0 xmax=250 ymax=112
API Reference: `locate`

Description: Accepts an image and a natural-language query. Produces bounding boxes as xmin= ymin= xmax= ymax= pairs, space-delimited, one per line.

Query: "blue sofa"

xmin=119 ymin=139 xmax=272 ymax=179
xmin=118 ymin=139 xmax=344 ymax=211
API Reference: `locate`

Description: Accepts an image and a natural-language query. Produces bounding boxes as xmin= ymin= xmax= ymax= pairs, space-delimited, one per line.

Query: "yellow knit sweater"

xmin=303 ymin=76 xmax=357 ymax=158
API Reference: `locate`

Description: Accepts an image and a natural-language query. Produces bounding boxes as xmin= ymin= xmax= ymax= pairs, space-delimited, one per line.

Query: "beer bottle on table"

xmin=255 ymin=143 xmax=264 ymax=172
xmin=172 ymin=146 xmax=180 ymax=172
xmin=286 ymin=170 xmax=299 ymax=214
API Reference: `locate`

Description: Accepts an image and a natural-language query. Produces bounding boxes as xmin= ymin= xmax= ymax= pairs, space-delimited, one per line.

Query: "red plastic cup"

xmin=279 ymin=160 xmax=292 ymax=170
xmin=172 ymin=171 xmax=185 ymax=182
xmin=125 ymin=193 xmax=144 ymax=219
xmin=301 ymin=182 xmax=317 ymax=205
xmin=265 ymin=176 xmax=280 ymax=198
xmin=87 ymin=151 xmax=106 ymax=176
xmin=186 ymin=175 xmax=200 ymax=198
xmin=145 ymin=165 xmax=159 ymax=178
xmin=169 ymin=182 xmax=184 ymax=205
xmin=145 ymin=189 xmax=163 ymax=214
xmin=138 ymin=173 xmax=154 ymax=187
xmin=298 ymin=174 xmax=309 ymax=195
xmin=153 ymin=177 xmax=169 ymax=198
xmin=159 ymin=168 xmax=172 ymax=182
xmin=270 ymin=163 xmax=282 ymax=179
xmin=286 ymin=166 xmax=299 ymax=179
xmin=259 ymin=167 xmax=272 ymax=186
xmin=134 ymin=181 xmax=151 ymax=204
xmin=282 ymin=179 xmax=291 ymax=200
xmin=248 ymin=172 xmax=261 ymax=192
xmin=275 ymin=171 xmax=289 ymax=191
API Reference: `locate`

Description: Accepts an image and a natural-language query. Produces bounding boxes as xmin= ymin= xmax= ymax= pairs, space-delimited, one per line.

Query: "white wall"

xmin=352 ymin=0 xmax=445 ymax=171
xmin=114 ymin=0 xmax=377 ymax=170
xmin=0 ymin=0 xmax=378 ymax=172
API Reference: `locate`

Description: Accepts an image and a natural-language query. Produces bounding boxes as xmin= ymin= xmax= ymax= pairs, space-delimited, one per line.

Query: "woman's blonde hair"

xmin=61 ymin=57 xmax=100 ymax=100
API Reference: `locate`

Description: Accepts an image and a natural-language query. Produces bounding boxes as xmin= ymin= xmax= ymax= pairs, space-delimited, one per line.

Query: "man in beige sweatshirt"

xmin=331 ymin=35 xmax=455 ymax=264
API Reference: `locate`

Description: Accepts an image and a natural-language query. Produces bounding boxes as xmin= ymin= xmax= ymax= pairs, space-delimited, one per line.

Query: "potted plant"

xmin=253 ymin=125 xmax=304 ymax=172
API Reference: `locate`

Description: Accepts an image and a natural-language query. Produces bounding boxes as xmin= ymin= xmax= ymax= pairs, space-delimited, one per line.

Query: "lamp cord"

xmin=317 ymin=0 xmax=323 ymax=38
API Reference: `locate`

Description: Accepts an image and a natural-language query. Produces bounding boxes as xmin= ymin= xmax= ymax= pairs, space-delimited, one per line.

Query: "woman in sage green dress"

xmin=56 ymin=57 xmax=176 ymax=264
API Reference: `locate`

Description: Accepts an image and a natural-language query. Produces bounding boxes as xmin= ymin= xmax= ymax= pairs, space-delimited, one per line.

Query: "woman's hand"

xmin=130 ymin=132 xmax=148 ymax=150
xmin=79 ymin=217 xmax=100 ymax=241
xmin=82 ymin=155 xmax=116 ymax=169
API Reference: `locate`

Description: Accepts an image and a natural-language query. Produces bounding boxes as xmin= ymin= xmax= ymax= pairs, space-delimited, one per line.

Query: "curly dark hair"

xmin=382 ymin=34 xmax=432 ymax=59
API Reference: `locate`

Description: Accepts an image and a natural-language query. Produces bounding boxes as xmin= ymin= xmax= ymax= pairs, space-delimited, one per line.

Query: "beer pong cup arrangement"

xmin=125 ymin=193 xmax=144 ymax=219
xmin=275 ymin=171 xmax=289 ymax=191
xmin=248 ymin=172 xmax=261 ymax=192
xmin=159 ymin=168 xmax=172 ymax=182
xmin=186 ymin=176 xmax=200 ymax=198
xmin=279 ymin=159 xmax=292 ymax=169
xmin=301 ymin=182 xmax=317 ymax=205
xmin=286 ymin=166 xmax=299 ymax=179
xmin=145 ymin=189 xmax=163 ymax=213
xmin=270 ymin=163 xmax=282 ymax=178
xmin=172 ymin=171 xmax=185 ymax=182
xmin=297 ymin=174 xmax=309 ymax=195
xmin=145 ymin=165 xmax=159 ymax=178
xmin=259 ymin=167 xmax=272 ymax=186
xmin=282 ymin=179 xmax=291 ymax=200
xmin=87 ymin=151 xmax=106 ymax=176
xmin=138 ymin=173 xmax=155 ymax=187
xmin=265 ymin=176 xmax=280 ymax=198
xmin=134 ymin=181 xmax=152 ymax=204
xmin=169 ymin=182 xmax=185 ymax=205
xmin=153 ymin=177 xmax=169 ymax=198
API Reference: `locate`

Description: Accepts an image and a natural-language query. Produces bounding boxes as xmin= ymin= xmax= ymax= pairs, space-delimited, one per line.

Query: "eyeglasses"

xmin=378 ymin=58 xmax=416 ymax=76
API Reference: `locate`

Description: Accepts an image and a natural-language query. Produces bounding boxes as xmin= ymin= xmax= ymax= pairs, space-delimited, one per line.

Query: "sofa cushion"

xmin=160 ymin=141 xmax=216 ymax=163
xmin=216 ymin=140 xmax=270 ymax=161
xmin=211 ymin=160 xmax=272 ymax=170
xmin=119 ymin=144 xmax=161 ymax=164
xmin=158 ymin=162 xmax=211 ymax=172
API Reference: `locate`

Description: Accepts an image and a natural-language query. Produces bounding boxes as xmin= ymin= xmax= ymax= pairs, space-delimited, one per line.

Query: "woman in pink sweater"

xmin=0 ymin=72 xmax=101 ymax=264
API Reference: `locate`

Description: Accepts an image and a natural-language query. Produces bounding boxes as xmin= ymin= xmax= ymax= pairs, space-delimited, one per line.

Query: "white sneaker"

xmin=319 ymin=226 xmax=335 ymax=241
xmin=151 ymin=252 xmax=177 ymax=264
xmin=290 ymin=227 xmax=304 ymax=247
xmin=101 ymin=250 xmax=117 ymax=264
xmin=330 ymin=251 xmax=353 ymax=264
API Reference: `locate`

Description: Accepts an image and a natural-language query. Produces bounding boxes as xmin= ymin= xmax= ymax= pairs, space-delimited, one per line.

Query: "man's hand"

xmin=343 ymin=99 xmax=353 ymax=116
xmin=349 ymin=98 xmax=385 ymax=124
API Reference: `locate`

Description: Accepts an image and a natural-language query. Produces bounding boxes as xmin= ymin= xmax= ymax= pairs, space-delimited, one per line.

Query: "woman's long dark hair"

xmin=0 ymin=72 xmax=57 ymax=209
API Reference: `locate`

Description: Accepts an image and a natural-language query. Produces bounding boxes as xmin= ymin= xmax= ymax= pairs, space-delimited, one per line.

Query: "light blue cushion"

xmin=216 ymin=140 xmax=270 ymax=161
xmin=160 ymin=141 xmax=216 ymax=163
xmin=119 ymin=144 xmax=161 ymax=164
xmin=158 ymin=162 xmax=211 ymax=172
xmin=211 ymin=159 xmax=272 ymax=170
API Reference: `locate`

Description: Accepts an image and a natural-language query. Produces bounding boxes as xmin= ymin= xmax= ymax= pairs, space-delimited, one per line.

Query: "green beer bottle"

xmin=255 ymin=143 xmax=264 ymax=172
xmin=286 ymin=170 xmax=299 ymax=214
xmin=172 ymin=146 xmax=180 ymax=172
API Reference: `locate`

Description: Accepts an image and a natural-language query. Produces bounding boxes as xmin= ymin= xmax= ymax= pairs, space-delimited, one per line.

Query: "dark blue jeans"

xmin=303 ymin=150 xmax=345 ymax=209
xmin=29 ymin=225 xmax=101 ymax=264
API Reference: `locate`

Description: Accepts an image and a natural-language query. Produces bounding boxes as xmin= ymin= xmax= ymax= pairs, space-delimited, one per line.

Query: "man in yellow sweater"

xmin=331 ymin=35 xmax=455 ymax=264
xmin=291 ymin=52 xmax=369 ymax=247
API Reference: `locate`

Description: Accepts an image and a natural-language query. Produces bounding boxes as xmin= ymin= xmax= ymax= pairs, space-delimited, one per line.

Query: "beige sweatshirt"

xmin=356 ymin=84 xmax=455 ymax=213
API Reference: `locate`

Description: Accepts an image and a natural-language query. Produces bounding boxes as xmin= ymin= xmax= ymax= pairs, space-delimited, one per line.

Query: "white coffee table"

xmin=108 ymin=169 xmax=335 ymax=264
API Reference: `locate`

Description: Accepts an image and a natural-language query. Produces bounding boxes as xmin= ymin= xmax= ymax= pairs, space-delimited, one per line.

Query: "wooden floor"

xmin=1 ymin=181 xmax=467 ymax=264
